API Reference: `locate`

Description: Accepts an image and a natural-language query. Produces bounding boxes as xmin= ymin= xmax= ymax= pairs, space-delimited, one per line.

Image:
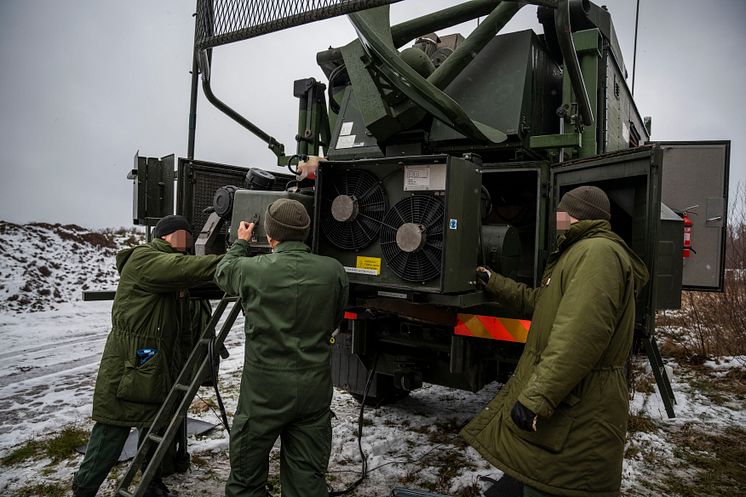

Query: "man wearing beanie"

xmin=215 ymin=199 xmax=348 ymax=497
xmin=73 ymin=215 xmax=222 ymax=497
xmin=461 ymin=186 xmax=649 ymax=497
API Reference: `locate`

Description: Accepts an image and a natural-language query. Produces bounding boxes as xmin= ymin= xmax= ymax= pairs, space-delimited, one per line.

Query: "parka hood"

xmin=115 ymin=239 xmax=174 ymax=275
xmin=563 ymin=219 xmax=650 ymax=292
xmin=115 ymin=247 xmax=136 ymax=274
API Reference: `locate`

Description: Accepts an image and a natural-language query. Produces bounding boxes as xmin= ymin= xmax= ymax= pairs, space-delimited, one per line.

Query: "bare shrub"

xmin=658 ymin=182 xmax=746 ymax=360
xmin=53 ymin=225 xmax=116 ymax=249
xmin=79 ymin=231 xmax=116 ymax=248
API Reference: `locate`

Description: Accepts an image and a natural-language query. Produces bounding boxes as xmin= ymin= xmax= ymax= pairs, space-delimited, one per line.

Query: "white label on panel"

xmin=336 ymin=134 xmax=356 ymax=149
xmin=340 ymin=121 xmax=354 ymax=136
xmin=377 ymin=290 xmax=408 ymax=299
xmin=405 ymin=165 xmax=431 ymax=189
xmin=404 ymin=163 xmax=447 ymax=191
xmin=344 ymin=266 xmax=378 ymax=276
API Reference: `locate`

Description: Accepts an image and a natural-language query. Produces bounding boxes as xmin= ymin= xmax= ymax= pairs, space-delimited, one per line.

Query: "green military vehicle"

xmin=130 ymin=0 xmax=730 ymax=419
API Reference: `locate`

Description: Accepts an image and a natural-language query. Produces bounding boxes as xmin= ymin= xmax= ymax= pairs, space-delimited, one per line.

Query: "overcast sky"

xmin=0 ymin=0 xmax=743 ymax=228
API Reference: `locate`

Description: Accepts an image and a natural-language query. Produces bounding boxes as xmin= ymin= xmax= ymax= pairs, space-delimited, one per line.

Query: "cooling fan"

xmin=380 ymin=195 xmax=445 ymax=282
xmin=321 ymin=169 xmax=387 ymax=249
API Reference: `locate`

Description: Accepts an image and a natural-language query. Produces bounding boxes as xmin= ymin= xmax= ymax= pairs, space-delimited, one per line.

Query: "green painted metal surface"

xmin=529 ymin=132 xmax=582 ymax=150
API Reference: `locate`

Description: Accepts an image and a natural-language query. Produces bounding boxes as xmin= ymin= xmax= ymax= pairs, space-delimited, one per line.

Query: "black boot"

xmin=484 ymin=474 xmax=523 ymax=497
xmin=143 ymin=478 xmax=177 ymax=497
xmin=72 ymin=482 xmax=97 ymax=497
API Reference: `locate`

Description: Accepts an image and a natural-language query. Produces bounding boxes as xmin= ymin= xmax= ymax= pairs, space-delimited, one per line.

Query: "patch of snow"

xmin=703 ymin=355 xmax=746 ymax=374
xmin=0 ymin=221 xmax=143 ymax=314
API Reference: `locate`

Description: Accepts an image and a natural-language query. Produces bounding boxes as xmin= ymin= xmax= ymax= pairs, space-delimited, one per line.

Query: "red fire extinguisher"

xmin=682 ymin=212 xmax=693 ymax=259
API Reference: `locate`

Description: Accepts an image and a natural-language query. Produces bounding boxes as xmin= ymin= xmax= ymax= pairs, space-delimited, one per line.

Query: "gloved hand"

xmin=476 ymin=266 xmax=492 ymax=287
xmin=510 ymin=400 xmax=537 ymax=432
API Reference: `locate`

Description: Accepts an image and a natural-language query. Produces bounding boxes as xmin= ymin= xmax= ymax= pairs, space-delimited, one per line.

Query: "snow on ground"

xmin=1 ymin=297 xmax=744 ymax=497
xmin=0 ymin=300 xmax=499 ymax=497
xmin=0 ymin=301 xmax=112 ymax=454
xmin=621 ymin=356 xmax=746 ymax=497
xmin=0 ymin=221 xmax=142 ymax=314
xmin=0 ymin=224 xmax=744 ymax=496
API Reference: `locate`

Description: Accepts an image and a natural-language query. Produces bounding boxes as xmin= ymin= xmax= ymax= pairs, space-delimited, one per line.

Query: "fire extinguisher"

xmin=682 ymin=212 xmax=693 ymax=259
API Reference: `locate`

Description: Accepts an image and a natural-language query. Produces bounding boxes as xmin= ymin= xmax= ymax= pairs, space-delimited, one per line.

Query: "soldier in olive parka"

xmin=73 ymin=215 xmax=221 ymax=497
xmin=461 ymin=186 xmax=649 ymax=497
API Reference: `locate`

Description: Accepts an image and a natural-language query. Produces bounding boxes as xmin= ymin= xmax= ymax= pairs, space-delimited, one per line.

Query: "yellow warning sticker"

xmin=356 ymin=256 xmax=381 ymax=275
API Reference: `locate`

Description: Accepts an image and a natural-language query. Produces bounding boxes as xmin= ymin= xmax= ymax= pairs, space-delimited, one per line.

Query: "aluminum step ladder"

xmin=115 ymin=295 xmax=242 ymax=497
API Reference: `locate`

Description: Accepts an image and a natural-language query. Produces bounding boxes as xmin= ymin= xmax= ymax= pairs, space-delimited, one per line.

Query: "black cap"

xmin=153 ymin=215 xmax=192 ymax=238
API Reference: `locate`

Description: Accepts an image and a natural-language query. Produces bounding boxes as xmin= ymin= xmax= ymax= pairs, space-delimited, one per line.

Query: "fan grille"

xmin=321 ymin=169 xmax=387 ymax=250
xmin=380 ymin=196 xmax=444 ymax=282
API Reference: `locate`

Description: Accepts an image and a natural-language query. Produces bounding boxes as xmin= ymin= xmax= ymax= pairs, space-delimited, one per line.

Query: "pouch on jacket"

xmin=116 ymin=351 xmax=167 ymax=404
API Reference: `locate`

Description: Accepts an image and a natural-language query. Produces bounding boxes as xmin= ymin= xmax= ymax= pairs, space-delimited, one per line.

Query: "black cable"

xmin=328 ymin=355 xmax=379 ymax=496
xmin=286 ymin=154 xmax=307 ymax=176
xmin=327 ymin=64 xmax=347 ymax=114
xmin=208 ymin=337 xmax=231 ymax=431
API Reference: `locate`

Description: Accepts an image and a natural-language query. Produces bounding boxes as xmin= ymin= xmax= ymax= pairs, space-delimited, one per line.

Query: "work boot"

xmin=142 ymin=478 xmax=177 ymax=497
xmin=483 ymin=474 xmax=523 ymax=497
xmin=72 ymin=482 xmax=97 ymax=497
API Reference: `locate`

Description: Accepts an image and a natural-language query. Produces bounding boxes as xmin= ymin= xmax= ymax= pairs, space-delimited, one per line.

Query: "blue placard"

xmin=449 ymin=219 xmax=458 ymax=230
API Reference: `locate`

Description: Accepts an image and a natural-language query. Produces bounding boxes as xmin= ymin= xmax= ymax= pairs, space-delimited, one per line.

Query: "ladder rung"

xmin=173 ymin=383 xmax=189 ymax=392
xmin=148 ymin=434 xmax=164 ymax=444
xmin=117 ymin=490 xmax=134 ymax=497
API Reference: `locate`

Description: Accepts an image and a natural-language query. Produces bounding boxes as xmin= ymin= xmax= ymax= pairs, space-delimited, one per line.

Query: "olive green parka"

xmin=91 ymin=239 xmax=221 ymax=427
xmin=460 ymin=220 xmax=649 ymax=497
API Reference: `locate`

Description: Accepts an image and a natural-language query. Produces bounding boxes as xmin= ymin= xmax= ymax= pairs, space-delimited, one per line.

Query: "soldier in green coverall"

xmin=215 ymin=198 xmax=348 ymax=497
xmin=73 ymin=215 xmax=222 ymax=497
xmin=461 ymin=186 xmax=649 ymax=497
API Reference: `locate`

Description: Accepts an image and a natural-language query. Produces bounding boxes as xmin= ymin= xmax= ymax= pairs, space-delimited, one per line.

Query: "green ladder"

xmin=115 ymin=295 xmax=242 ymax=497
xmin=643 ymin=332 xmax=677 ymax=418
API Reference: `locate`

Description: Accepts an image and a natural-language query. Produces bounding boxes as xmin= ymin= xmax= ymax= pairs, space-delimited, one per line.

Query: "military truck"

xmin=130 ymin=0 xmax=730 ymax=418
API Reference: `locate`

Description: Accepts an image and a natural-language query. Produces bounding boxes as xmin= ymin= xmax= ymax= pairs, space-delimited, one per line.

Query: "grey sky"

xmin=0 ymin=0 xmax=743 ymax=228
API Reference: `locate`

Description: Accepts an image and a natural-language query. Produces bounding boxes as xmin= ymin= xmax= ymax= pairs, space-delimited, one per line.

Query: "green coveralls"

xmin=74 ymin=239 xmax=221 ymax=496
xmin=215 ymin=240 xmax=348 ymax=497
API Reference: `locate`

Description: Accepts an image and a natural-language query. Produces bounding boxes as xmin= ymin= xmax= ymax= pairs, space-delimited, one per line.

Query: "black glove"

xmin=510 ymin=400 xmax=537 ymax=432
xmin=476 ymin=266 xmax=492 ymax=287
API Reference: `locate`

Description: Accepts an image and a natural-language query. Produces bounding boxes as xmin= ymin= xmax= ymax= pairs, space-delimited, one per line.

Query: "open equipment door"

xmin=657 ymin=141 xmax=730 ymax=291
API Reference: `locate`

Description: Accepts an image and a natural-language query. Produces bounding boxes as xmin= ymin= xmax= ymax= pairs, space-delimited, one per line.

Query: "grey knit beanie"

xmin=264 ymin=198 xmax=310 ymax=242
xmin=153 ymin=215 xmax=192 ymax=238
xmin=557 ymin=186 xmax=611 ymax=221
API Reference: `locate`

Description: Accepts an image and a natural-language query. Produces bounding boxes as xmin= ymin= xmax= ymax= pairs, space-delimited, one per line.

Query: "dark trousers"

xmin=73 ymin=422 xmax=157 ymax=497
xmin=225 ymin=367 xmax=333 ymax=497
xmin=225 ymin=407 xmax=331 ymax=497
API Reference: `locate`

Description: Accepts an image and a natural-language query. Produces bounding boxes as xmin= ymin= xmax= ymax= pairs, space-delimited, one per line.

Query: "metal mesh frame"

xmin=196 ymin=0 xmax=402 ymax=49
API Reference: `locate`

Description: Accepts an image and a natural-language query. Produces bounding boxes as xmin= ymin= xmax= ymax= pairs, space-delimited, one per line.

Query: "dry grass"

xmin=662 ymin=424 xmax=746 ymax=496
xmin=657 ymin=182 xmax=746 ymax=362
xmin=1 ymin=425 xmax=88 ymax=466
